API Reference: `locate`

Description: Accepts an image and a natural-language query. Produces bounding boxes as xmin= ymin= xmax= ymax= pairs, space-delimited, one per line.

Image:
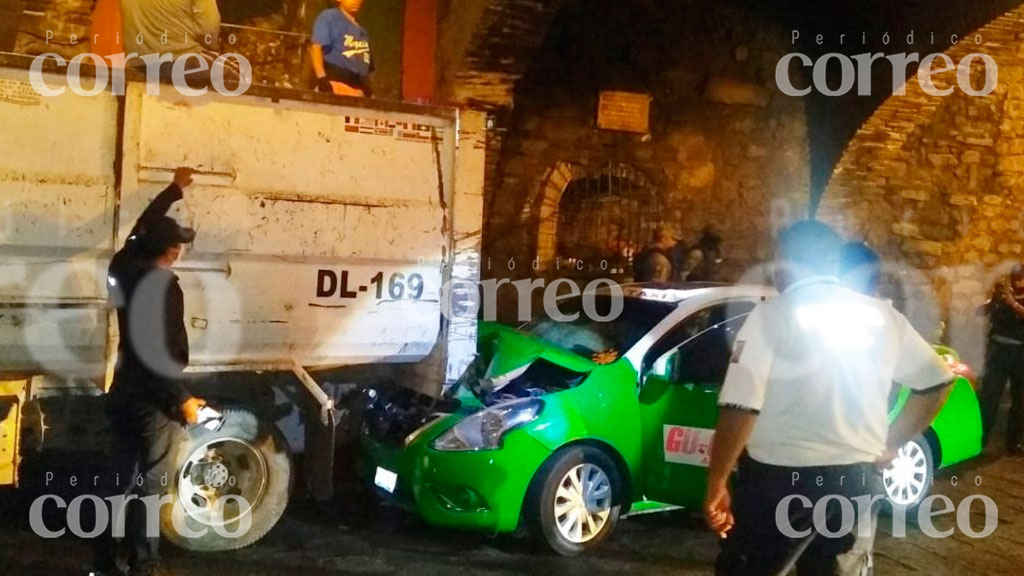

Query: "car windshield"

xmin=523 ymin=295 xmax=675 ymax=358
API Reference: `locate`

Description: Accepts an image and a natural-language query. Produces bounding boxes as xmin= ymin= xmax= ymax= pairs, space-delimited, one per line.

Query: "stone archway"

xmin=530 ymin=161 xmax=662 ymax=275
xmin=530 ymin=160 xmax=585 ymax=270
xmin=818 ymin=4 xmax=1024 ymax=357
xmin=439 ymin=0 xmax=566 ymax=108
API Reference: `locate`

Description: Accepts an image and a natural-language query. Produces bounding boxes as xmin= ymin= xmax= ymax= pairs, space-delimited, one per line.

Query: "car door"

xmin=637 ymin=304 xmax=753 ymax=508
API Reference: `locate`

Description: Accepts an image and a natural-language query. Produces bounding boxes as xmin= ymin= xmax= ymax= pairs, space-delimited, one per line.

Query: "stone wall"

xmin=437 ymin=0 xmax=564 ymax=107
xmin=482 ymin=0 xmax=810 ymax=316
xmin=819 ymin=5 xmax=1024 ymax=365
xmin=13 ymin=0 xmax=91 ymax=57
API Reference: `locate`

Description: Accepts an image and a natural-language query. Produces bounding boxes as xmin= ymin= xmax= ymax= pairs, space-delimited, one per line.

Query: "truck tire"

xmin=161 ymin=408 xmax=291 ymax=552
xmin=881 ymin=434 xmax=934 ymax=515
xmin=530 ymin=445 xmax=622 ymax=556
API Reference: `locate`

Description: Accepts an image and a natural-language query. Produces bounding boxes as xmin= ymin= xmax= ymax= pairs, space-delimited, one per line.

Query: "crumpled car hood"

xmin=455 ymin=323 xmax=594 ymax=405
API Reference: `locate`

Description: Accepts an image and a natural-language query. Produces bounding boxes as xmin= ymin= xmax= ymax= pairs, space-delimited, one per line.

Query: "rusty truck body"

xmin=0 ymin=58 xmax=485 ymax=550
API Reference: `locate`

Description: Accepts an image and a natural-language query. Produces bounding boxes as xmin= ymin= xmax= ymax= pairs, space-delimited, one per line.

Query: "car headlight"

xmin=432 ymin=399 xmax=543 ymax=451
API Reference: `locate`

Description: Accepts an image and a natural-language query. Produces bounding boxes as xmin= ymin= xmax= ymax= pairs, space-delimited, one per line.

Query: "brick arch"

xmin=819 ymin=5 xmax=1024 ymax=322
xmin=529 ymin=161 xmax=661 ymax=271
xmin=529 ymin=160 xmax=587 ymax=270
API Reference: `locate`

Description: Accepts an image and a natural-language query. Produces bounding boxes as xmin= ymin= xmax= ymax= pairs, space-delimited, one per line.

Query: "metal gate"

xmin=556 ymin=163 xmax=662 ymax=277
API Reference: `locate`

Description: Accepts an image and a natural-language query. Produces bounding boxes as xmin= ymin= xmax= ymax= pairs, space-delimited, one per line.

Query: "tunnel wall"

xmin=481 ymin=0 xmax=811 ymax=294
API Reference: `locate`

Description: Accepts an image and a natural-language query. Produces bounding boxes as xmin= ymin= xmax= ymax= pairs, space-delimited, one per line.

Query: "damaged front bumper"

xmin=360 ymin=401 xmax=552 ymax=533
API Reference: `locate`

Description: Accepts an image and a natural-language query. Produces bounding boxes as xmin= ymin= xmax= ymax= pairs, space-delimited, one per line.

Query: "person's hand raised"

xmin=173 ymin=167 xmax=196 ymax=190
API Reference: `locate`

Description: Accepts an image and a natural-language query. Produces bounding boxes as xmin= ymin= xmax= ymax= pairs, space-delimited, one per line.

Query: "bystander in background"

xmin=979 ymin=264 xmax=1024 ymax=455
xmin=633 ymin=226 xmax=676 ymax=282
xmin=310 ymin=0 xmax=374 ymax=96
xmin=675 ymin=229 xmax=722 ymax=282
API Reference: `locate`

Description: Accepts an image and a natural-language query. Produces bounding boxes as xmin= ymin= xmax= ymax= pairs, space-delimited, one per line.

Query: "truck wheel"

xmin=882 ymin=434 xmax=934 ymax=514
xmin=532 ymin=446 xmax=621 ymax=556
xmin=161 ymin=408 xmax=291 ymax=552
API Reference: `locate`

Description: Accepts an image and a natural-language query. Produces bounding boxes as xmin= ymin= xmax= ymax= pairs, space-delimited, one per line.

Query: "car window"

xmin=648 ymin=313 xmax=751 ymax=385
xmin=642 ymin=300 xmax=755 ymax=375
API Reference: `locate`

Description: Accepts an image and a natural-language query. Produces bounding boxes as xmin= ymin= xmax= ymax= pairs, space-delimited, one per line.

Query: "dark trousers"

xmin=94 ymin=401 xmax=182 ymax=571
xmin=716 ymin=457 xmax=882 ymax=576
xmin=979 ymin=340 xmax=1024 ymax=450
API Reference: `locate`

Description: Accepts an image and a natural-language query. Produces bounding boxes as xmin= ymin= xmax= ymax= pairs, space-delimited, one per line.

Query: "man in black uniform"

xmin=980 ymin=265 xmax=1024 ymax=455
xmin=95 ymin=167 xmax=206 ymax=576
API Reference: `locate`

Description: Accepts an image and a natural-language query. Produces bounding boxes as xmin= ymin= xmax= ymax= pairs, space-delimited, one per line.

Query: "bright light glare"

xmin=795 ymin=302 xmax=884 ymax=348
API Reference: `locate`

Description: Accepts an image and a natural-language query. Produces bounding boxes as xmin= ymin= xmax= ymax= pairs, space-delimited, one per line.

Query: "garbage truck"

xmin=0 ymin=54 xmax=485 ymax=551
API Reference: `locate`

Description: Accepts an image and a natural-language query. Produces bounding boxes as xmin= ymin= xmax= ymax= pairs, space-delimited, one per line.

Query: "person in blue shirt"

xmin=310 ymin=0 xmax=374 ymax=96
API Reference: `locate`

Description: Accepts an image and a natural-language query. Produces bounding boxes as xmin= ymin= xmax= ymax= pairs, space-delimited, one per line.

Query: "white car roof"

xmin=615 ymin=282 xmax=777 ymax=305
xmin=619 ymin=283 xmax=778 ymax=371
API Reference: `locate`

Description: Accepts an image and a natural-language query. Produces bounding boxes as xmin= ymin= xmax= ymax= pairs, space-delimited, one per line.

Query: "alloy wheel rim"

xmin=178 ymin=437 xmax=268 ymax=528
xmin=882 ymin=439 xmax=929 ymax=506
xmin=553 ymin=463 xmax=612 ymax=544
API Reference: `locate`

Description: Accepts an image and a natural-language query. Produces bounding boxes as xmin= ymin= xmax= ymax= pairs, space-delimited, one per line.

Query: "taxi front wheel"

xmin=529 ymin=446 xmax=622 ymax=556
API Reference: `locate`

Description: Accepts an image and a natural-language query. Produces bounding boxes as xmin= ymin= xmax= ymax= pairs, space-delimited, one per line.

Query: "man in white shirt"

xmin=705 ymin=220 xmax=954 ymax=575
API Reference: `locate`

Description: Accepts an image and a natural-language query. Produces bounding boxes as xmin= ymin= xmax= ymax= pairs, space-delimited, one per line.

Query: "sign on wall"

xmin=597 ymin=90 xmax=651 ymax=134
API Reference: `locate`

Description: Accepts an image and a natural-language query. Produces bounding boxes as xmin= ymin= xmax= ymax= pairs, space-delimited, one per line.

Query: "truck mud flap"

xmin=304 ymin=403 xmax=338 ymax=501
xmin=293 ymin=362 xmax=338 ymax=501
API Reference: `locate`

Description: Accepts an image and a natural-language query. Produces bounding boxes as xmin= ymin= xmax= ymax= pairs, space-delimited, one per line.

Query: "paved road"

xmin=0 ymin=451 xmax=1020 ymax=575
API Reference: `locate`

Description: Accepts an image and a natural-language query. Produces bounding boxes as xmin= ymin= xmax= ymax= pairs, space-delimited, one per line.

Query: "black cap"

xmin=139 ymin=216 xmax=196 ymax=255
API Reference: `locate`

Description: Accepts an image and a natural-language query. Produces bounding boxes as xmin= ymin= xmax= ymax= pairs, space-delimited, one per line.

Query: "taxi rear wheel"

xmin=882 ymin=434 xmax=934 ymax=514
xmin=530 ymin=446 xmax=622 ymax=556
